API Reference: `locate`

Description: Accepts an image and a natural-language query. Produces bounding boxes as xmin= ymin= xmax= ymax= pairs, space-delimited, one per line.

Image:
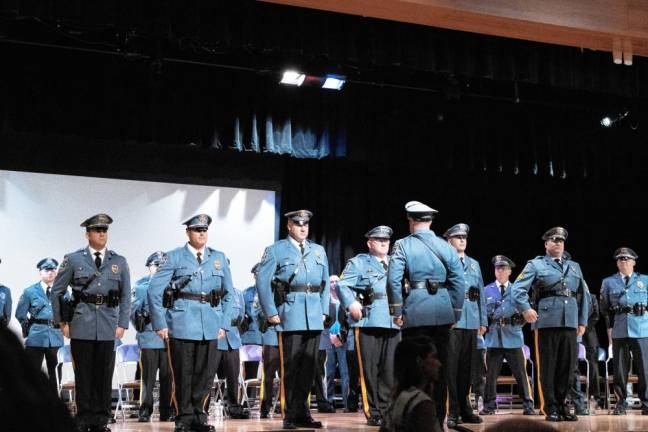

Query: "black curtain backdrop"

xmin=2 ymin=0 xmax=648 ymax=356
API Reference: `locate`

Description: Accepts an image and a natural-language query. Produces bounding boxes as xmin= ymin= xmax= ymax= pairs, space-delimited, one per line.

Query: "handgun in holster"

xmin=401 ymin=278 xmax=411 ymax=300
xmin=107 ymin=290 xmax=121 ymax=308
xmin=21 ymin=318 xmax=34 ymax=338
xmin=210 ymin=289 xmax=222 ymax=308
xmin=239 ymin=314 xmax=252 ymax=333
xmin=426 ymin=280 xmax=440 ymax=295
xmin=134 ymin=309 xmax=150 ymax=332
xmin=271 ymin=279 xmax=288 ymax=306
xmin=258 ymin=312 xmax=269 ymax=333
xmin=468 ymin=286 xmax=480 ymax=302
xmin=60 ymin=294 xmax=78 ymax=322
xmin=163 ymin=275 xmax=193 ymax=308
xmin=634 ymin=303 xmax=647 ymax=315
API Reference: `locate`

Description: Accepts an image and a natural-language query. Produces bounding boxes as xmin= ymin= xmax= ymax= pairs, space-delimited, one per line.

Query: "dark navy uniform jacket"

xmin=484 ymin=281 xmax=524 ymax=348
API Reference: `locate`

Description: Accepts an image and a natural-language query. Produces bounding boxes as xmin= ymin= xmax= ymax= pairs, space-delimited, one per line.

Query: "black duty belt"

xmin=491 ymin=314 xmax=525 ymax=326
xmin=372 ymin=293 xmax=387 ymax=300
xmin=32 ymin=319 xmax=59 ymax=328
xmin=611 ymin=304 xmax=647 ymax=315
xmin=410 ymin=281 xmax=446 ymax=290
xmin=79 ymin=293 xmax=117 ymax=306
xmin=537 ymin=289 xmax=573 ymax=300
xmin=178 ymin=292 xmax=214 ymax=303
xmin=288 ymin=284 xmax=322 ymax=294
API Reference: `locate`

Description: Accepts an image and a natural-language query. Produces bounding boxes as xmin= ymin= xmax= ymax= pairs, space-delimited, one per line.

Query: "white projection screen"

xmin=0 ymin=169 xmax=277 ymax=346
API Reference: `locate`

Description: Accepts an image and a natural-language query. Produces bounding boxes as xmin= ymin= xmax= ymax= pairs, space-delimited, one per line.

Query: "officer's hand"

xmin=576 ymin=325 xmax=586 ymax=337
xmin=523 ymin=309 xmax=538 ymax=323
xmin=115 ymin=327 xmax=125 ymax=339
xmin=393 ymin=316 xmax=403 ymax=326
xmin=478 ymin=326 xmax=487 ymax=336
xmin=218 ymin=329 xmax=225 ymax=339
xmin=322 ymin=314 xmax=327 ymax=323
xmin=157 ymin=328 xmax=169 ymax=340
xmin=268 ymin=315 xmax=281 ymax=325
xmin=349 ymin=301 xmax=363 ymax=321
xmin=61 ymin=323 xmax=70 ymax=339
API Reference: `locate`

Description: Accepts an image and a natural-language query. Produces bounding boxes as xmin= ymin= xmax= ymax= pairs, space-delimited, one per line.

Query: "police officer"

xmin=51 ymin=213 xmax=131 ymax=432
xmin=148 ymin=214 xmax=234 ymax=432
xmin=479 ymin=255 xmax=534 ymax=415
xmin=259 ymin=303 xmax=281 ymax=419
xmin=216 ymin=287 xmax=250 ymax=419
xmin=15 ymin=258 xmax=64 ymax=391
xmin=444 ymin=223 xmax=487 ymax=426
xmin=337 ymin=225 xmax=401 ymax=426
xmin=130 ymin=251 xmax=174 ymax=422
xmin=511 ymin=227 xmax=589 ymax=422
xmin=256 ymin=209 xmax=330 ymax=430
xmin=241 ymin=264 xmax=263 ymax=347
xmin=0 ymin=258 xmax=12 ymax=327
xmin=600 ymin=247 xmax=648 ymax=415
xmin=387 ymin=201 xmax=465 ymax=427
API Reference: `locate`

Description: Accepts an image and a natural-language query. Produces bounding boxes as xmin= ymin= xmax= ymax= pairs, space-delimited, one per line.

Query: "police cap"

xmin=81 ymin=213 xmax=113 ymax=229
xmin=145 ymin=251 xmax=167 ymax=267
xmin=183 ymin=214 xmax=212 ymax=229
xmin=37 ymin=258 xmax=59 ymax=270
xmin=444 ymin=223 xmax=470 ymax=239
xmin=492 ymin=255 xmax=515 ymax=268
xmin=285 ymin=210 xmax=313 ymax=226
xmin=614 ymin=247 xmax=638 ymax=260
xmin=542 ymin=226 xmax=568 ymax=241
xmin=405 ymin=201 xmax=438 ymax=222
xmin=365 ymin=225 xmax=393 ymax=239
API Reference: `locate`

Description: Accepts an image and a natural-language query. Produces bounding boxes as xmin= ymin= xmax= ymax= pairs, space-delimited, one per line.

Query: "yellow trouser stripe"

xmin=355 ymin=328 xmax=371 ymax=419
xmin=278 ymin=332 xmax=286 ymax=418
xmin=166 ymin=339 xmax=179 ymax=414
xmin=533 ymin=330 xmax=546 ymax=415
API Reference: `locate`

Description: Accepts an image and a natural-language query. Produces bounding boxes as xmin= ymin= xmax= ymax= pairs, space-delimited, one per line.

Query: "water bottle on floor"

xmin=589 ymin=396 xmax=597 ymax=415
xmin=477 ymin=396 xmax=483 ymax=413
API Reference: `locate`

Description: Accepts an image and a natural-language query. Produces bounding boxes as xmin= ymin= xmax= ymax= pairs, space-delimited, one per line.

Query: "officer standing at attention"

xmin=51 ymin=213 xmax=131 ymax=432
xmin=337 ymin=225 xmax=401 ymax=427
xmin=600 ymin=247 xmax=648 ymax=415
xmin=258 ymin=292 xmax=281 ymax=419
xmin=387 ymin=201 xmax=465 ymax=427
xmin=130 ymin=251 xmax=174 ymax=422
xmin=256 ymin=209 xmax=330 ymax=430
xmin=479 ymin=255 xmax=534 ymax=415
xmin=444 ymin=223 xmax=487 ymax=427
xmin=148 ymin=214 xmax=234 ymax=432
xmin=15 ymin=258 xmax=64 ymax=391
xmin=0 ymin=258 xmax=12 ymax=327
xmin=241 ymin=264 xmax=263 ymax=347
xmin=511 ymin=227 xmax=589 ymax=422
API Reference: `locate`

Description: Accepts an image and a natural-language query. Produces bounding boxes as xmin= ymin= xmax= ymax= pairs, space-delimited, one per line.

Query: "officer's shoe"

xmin=478 ymin=408 xmax=495 ymax=415
xmin=282 ymin=420 xmax=298 ymax=430
xmin=523 ymin=407 xmax=535 ymax=415
xmin=366 ymin=416 xmax=382 ymax=426
xmin=138 ymin=415 xmax=150 ymax=422
xmin=227 ymin=405 xmax=251 ymax=419
xmin=461 ymin=413 xmax=483 ymax=424
xmin=641 ymin=409 xmax=648 ymax=415
xmin=191 ymin=423 xmax=215 ymax=432
xmin=173 ymin=423 xmax=190 ymax=432
xmin=317 ymin=402 xmax=336 ymax=413
xmin=295 ymin=416 xmax=323 ymax=428
xmin=613 ymin=405 xmax=627 ymax=415
xmin=446 ymin=415 xmax=461 ymax=428
xmin=545 ymin=412 xmax=562 ymax=422
xmin=260 ymin=410 xmax=270 ymax=419
xmin=159 ymin=415 xmax=175 ymax=422
xmin=575 ymin=407 xmax=590 ymax=416
xmin=561 ymin=412 xmax=578 ymax=422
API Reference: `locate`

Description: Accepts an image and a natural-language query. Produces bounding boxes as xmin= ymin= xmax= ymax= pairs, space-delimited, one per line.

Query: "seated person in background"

xmin=380 ymin=336 xmax=442 ymax=432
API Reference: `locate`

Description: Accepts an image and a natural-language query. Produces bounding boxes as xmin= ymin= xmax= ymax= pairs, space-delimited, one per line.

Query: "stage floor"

xmin=107 ymin=411 xmax=648 ymax=431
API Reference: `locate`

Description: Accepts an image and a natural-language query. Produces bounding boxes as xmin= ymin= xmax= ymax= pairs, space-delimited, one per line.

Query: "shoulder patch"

xmin=59 ymin=256 xmax=69 ymax=271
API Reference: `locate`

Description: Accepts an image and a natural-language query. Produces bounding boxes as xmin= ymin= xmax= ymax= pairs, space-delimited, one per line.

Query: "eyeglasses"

xmin=617 ymin=257 xmax=634 ymax=262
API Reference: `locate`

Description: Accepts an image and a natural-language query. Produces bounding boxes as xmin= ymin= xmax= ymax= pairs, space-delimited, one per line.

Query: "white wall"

xmin=0 ymin=169 xmax=276 ymax=346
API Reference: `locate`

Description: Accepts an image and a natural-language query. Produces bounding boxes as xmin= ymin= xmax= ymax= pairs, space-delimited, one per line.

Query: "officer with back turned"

xmin=600 ymin=247 xmax=648 ymax=415
xmin=256 ymin=209 xmax=330 ymax=430
xmin=387 ymin=201 xmax=465 ymax=427
xmin=51 ymin=213 xmax=131 ymax=432
xmin=148 ymin=214 xmax=234 ymax=432
xmin=511 ymin=227 xmax=589 ymax=422
xmin=0 ymin=258 xmax=12 ymax=328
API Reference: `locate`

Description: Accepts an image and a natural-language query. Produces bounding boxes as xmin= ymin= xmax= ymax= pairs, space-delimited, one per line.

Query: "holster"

xmin=134 ymin=309 xmax=150 ymax=332
xmin=258 ymin=312 xmax=269 ymax=333
xmin=271 ymin=279 xmax=287 ymax=306
xmin=426 ymin=280 xmax=440 ymax=295
xmin=107 ymin=290 xmax=121 ymax=308
xmin=402 ymin=279 xmax=411 ymax=300
xmin=240 ymin=314 xmax=252 ymax=333
xmin=210 ymin=290 xmax=221 ymax=308
xmin=634 ymin=303 xmax=647 ymax=315
xmin=468 ymin=286 xmax=480 ymax=301
xmin=21 ymin=319 xmax=33 ymax=338
xmin=324 ymin=315 xmax=334 ymax=329
xmin=163 ymin=287 xmax=176 ymax=308
xmin=60 ymin=295 xmax=76 ymax=322
xmin=339 ymin=328 xmax=349 ymax=344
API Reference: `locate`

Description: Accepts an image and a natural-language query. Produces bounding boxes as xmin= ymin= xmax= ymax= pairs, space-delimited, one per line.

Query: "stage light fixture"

xmin=600 ymin=110 xmax=629 ymax=128
xmin=322 ymin=75 xmax=345 ymax=90
xmin=280 ymin=70 xmax=306 ymax=86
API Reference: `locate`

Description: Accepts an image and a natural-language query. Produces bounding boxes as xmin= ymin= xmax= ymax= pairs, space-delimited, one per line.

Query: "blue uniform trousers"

xmin=402 ymin=325 xmax=451 ymax=427
xmin=612 ymin=337 xmax=648 ymax=409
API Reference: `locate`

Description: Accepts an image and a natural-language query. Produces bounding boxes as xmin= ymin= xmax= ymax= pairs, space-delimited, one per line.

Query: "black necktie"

xmin=381 ymin=260 xmax=388 ymax=271
xmin=624 ymin=275 xmax=630 ymax=287
xmin=460 ymin=257 xmax=465 ymax=267
xmin=197 ymin=252 xmax=202 ymax=264
xmin=46 ymin=286 xmax=51 ymax=299
xmin=499 ymin=284 xmax=505 ymax=297
xmin=554 ymin=258 xmax=562 ymax=269
xmin=299 ymin=242 xmax=305 ymax=255
xmin=94 ymin=252 xmax=102 ymax=269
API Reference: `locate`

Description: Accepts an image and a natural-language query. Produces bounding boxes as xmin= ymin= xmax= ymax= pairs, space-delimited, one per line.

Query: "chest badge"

xmin=315 ymin=250 xmax=320 ymax=257
xmin=111 ymin=264 xmax=119 ymax=274
xmin=638 ymin=281 xmax=644 ymax=289
xmin=214 ymin=260 xmax=221 ymax=270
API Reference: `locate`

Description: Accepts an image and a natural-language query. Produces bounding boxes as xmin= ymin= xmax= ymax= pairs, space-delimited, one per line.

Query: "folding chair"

xmin=239 ymin=345 xmax=263 ymax=409
xmin=114 ymin=343 xmax=141 ymax=421
xmin=577 ymin=343 xmax=590 ymax=402
xmin=55 ymin=344 xmax=76 ymax=415
xmin=605 ymin=344 xmax=640 ymax=413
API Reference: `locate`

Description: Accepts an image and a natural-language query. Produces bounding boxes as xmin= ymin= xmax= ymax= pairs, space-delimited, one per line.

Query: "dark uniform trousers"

xmin=535 ymin=328 xmax=577 ymax=415
xmin=612 ymin=337 xmax=648 ymax=408
xmin=25 ymin=346 xmax=59 ymax=391
xmin=70 ymin=339 xmax=115 ymax=427
xmin=471 ymin=348 xmax=486 ymax=401
xmin=484 ymin=348 xmax=534 ymax=410
xmin=139 ymin=348 xmax=173 ymax=418
xmin=220 ymin=348 xmax=241 ymax=407
xmin=169 ymin=338 xmax=219 ymax=427
xmin=447 ymin=328 xmax=478 ymax=417
xmin=402 ymin=325 xmax=451 ymax=426
xmin=356 ymin=328 xmax=399 ymax=419
xmin=346 ymin=348 xmax=360 ymax=411
xmin=313 ymin=349 xmax=328 ymax=406
xmin=280 ymin=331 xmax=320 ymax=421
xmin=260 ymin=345 xmax=280 ymax=414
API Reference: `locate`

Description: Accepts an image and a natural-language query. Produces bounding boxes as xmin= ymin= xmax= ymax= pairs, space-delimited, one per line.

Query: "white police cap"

xmin=405 ymin=201 xmax=438 ymax=221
